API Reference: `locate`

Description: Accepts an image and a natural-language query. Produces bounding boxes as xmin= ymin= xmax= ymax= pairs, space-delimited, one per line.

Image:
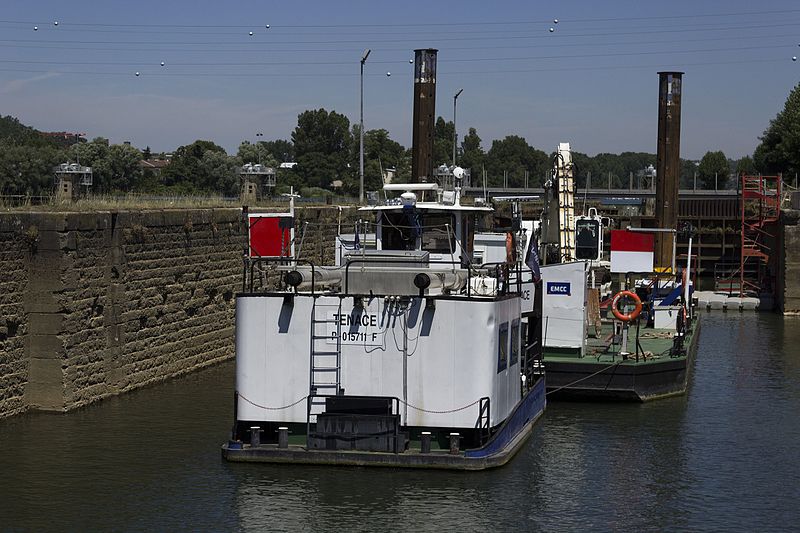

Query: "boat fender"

xmin=505 ymin=232 xmax=516 ymax=263
xmin=611 ymin=290 xmax=642 ymax=322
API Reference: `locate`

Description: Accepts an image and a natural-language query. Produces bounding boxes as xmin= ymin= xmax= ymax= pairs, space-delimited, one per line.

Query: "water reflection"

xmin=1 ymin=314 xmax=799 ymax=531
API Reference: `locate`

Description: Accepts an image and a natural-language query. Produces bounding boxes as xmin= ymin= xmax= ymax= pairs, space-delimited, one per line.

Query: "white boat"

xmin=222 ymin=182 xmax=546 ymax=470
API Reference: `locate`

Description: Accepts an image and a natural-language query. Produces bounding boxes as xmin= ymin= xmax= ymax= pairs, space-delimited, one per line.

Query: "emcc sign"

xmin=546 ymin=282 xmax=571 ymax=296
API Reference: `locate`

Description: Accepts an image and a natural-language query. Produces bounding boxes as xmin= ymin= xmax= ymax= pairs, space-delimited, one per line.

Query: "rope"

xmin=238 ymin=393 xmax=308 ymax=411
xmin=546 ymin=361 xmax=622 ymax=396
xmin=397 ymin=398 xmax=481 ymax=414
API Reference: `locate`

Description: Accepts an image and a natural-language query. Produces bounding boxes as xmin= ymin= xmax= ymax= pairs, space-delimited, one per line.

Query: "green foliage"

xmin=484 ymin=136 xmax=548 ymax=187
xmin=0 ymin=141 xmax=64 ymax=195
xmin=459 ymin=127 xmax=485 ymax=174
xmin=292 ymin=108 xmax=352 ymax=188
xmin=698 ymin=150 xmax=729 ymax=189
xmin=0 ymin=115 xmax=49 ymax=147
xmin=68 ymin=137 xmax=143 ymax=192
xmin=754 ymin=82 xmax=800 ymax=176
xmin=433 ymin=117 xmax=455 ymax=166
xmin=736 ymin=155 xmax=757 ymax=176
xmin=236 ymin=141 xmax=279 ymax=168
xmin=161 ymin=140 xmax=235 ymax=194
xmin=260 ymin=139 xmax=294 ymax=162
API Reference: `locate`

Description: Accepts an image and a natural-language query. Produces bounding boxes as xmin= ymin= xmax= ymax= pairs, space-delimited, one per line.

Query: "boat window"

xmin=382 ymin=212 xmax=420 ymax=251
xmin=497 ymin=322 xmax=509 ymax=373
xmin=461 ymin=214 xmax=474 ymax=260
xmin=420 ymin=213 xmax=456 ymax=253
xmin=510 ymin=319 xmax=520 ymax=367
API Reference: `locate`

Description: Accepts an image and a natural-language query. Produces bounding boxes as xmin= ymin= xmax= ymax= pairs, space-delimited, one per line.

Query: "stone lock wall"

xmin=779 ymin=210 xmax=800 ymax=315
xmin=0 ymin=205 xmax=362 ymax=419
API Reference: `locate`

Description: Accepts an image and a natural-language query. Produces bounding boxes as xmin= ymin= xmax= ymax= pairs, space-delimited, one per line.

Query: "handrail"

xmin=243 ymin=256 xmax=318 ymax=295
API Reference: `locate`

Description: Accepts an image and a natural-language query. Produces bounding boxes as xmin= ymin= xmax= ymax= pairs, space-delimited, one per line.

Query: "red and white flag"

xmin=610 ymin=230 xmax=654 ymax=273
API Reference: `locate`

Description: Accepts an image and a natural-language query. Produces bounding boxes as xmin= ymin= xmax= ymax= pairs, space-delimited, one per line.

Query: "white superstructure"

xmin=232 ymin=182 xmax=543 ymax=451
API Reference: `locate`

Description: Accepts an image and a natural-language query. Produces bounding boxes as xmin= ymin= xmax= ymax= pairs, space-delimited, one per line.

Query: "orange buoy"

xmin=611 ymin=290 xmax=643 ymax=322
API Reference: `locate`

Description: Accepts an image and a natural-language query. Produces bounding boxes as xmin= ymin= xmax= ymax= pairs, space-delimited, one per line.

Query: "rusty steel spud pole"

xmin=411 ymin=49 xmax=438 ymax=182
xmin=655 ymin=72 xmax=683 ymax=271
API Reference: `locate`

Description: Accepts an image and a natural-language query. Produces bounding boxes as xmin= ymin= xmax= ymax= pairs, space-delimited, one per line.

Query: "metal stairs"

xmin=739 ymin=175 xmax=781 ymax=297
xmin=308 ymin=296 xmax=343 ymax=425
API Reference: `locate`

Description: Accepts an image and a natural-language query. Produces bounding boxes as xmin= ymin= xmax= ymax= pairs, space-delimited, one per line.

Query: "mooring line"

xmin=546 ymin=361 xmax=622 ymax=396
xmin=238 ymin=393 xmax=308 ymax=410
xmin=398 ymin=398 xmax=480 ymax=414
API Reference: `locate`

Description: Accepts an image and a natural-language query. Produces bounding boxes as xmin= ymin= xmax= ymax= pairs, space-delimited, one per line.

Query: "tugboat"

xmin=222 ymin=180 xmax=546 ymax=469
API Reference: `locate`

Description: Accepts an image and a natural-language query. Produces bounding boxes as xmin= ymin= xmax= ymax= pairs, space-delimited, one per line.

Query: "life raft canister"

xmin=611 ymin=290 xmax=643 ymax=322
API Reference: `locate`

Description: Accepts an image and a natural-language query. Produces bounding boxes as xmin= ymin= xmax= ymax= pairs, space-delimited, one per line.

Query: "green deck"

xmin=541 ymin=317 xmax=701 ymax=401
xmin=544 ymin=320 xmax=694 ymax=365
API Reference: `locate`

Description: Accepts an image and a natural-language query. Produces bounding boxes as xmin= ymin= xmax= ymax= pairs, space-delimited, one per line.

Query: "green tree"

xmin=753 ymin=82 xmax=800 ymax=176
xmin=292 ymin=108 xmax=352 ymax=189
xmin=0 ymin=142 xmax=64 ymax=195
xmin=736 ymin=155 xmax=757 ymax=176
xmin=484 ymin=136 xmax=549 ymax=187
xmin=70 ymin=137 xmax=112 ymax=191
xmin=433 ymin=116 xmax=455 ymax=166
xmin=354 ymin=128 xmax=406 ymax=192
xmin=161 ymin=140 xmax=230 ymax=193
xmin=697 ymin=150 xmax=729 ymax=190
xmin=459 ymin=127 xmax=485 ymax=177
xmin=260 ymin=139 xmax=294 ymax=162
xmin=106 ymin=143 xmax=143 ymax=191
xmin=199 ymin=150 xmax=238 ymax=195
xmin=236 ymin=141 xmax=278 ymax=168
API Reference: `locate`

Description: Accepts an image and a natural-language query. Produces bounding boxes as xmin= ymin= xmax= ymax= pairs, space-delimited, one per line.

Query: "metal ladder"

xmin=556 ymin=142 xmax=576 ymax=262
xmin=308 ymin=296 xmax=343 ymax=426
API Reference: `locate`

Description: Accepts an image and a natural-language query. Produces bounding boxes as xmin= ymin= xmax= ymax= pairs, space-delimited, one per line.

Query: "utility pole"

xmin=359 ymin=48 xmax=371 ymax=204
xmin=452 ymin=88 xmax=463 ymax=166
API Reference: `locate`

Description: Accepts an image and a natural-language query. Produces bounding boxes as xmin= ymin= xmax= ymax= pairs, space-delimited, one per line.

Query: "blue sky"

xmin=1 ymin=0 xmax=799 ymax=159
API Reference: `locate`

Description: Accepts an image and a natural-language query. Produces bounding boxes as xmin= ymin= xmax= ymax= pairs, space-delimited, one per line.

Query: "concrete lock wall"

xmin=0 ymin=206 xmax=360 ymax=419
xmin=780 ymin=210 xmax=800 ymax=315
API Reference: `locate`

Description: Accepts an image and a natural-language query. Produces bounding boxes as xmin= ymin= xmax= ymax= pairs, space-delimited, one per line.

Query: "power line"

xmin=1 ymin=8 xmax=799 ymax=28
xmin=2 ymin=20 xmax=797 ymax=47
xmin=0 ymin=44 xmax=789 ymax=68
xmin=0 ymin=56 xmax=785 ymax=79
xmin=0 ymin=32 xmax=796 ymax=54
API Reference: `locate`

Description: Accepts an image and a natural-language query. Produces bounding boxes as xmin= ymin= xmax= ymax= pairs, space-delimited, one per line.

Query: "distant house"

xmin=139 ymin=159 xmax=170 ymax=176
xmin=279 ymin=162 xmax=298 ymax=169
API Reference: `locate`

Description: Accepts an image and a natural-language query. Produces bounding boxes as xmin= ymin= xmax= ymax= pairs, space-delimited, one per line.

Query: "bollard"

xmin=250 ymin=426 xmax=261 ymax=447
xmin=449 ymin=432 xmax=460 ymax=455
xmin=420 ymin=431 xmax=432 ymax=454
xmin=278 ymin=427 xmax=289 ymax=449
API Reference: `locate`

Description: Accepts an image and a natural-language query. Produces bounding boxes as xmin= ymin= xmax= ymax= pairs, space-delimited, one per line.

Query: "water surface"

xmin=1 ymin=313 xmax=798 ymax=531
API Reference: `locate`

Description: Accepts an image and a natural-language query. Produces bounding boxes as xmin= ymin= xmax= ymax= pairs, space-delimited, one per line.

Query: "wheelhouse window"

xmin=497 ymin=322 xmax=509 ymax=373
xmin=510 ymin=319 xmax=520 ymax=367
xmin=382 ymin=211 xmax=455 ymax=253
xmin=382 ymin=212 xmax=419 ymax=251
xmin=420 ymin=213 xmax=455 ymax=253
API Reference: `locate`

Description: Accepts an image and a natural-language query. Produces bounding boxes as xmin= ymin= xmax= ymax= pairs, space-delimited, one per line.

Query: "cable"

xmin=3 ymin=8 xmax=799 ymax=28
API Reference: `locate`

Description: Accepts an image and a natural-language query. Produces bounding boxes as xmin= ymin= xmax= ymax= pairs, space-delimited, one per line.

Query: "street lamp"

xmin=360 ymin=48 xmax=371 ymax=204
xmin=255 ymin=132 xmax=263 ymax=164
xmin=453 ymin=89 xmax=463 ymax=166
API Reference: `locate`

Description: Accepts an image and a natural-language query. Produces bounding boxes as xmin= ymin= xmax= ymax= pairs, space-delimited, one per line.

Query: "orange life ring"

xmin=611 ymin=290 xmax=642 ymax=322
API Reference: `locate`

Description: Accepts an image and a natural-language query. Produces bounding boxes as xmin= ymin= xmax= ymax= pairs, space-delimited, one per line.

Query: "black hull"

xmin=545 ymin=321 xmax=701 ymax=402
